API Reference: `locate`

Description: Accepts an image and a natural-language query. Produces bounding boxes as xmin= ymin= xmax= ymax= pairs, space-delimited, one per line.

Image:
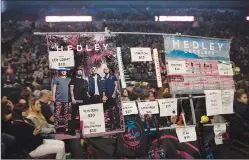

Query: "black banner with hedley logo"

xmin=116 ymin=115 xmax=148 ymax=158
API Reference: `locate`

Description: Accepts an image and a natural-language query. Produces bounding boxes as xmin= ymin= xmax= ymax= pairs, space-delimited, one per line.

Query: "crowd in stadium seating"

xmin=1 ymin=7 xmax=249 ymax=159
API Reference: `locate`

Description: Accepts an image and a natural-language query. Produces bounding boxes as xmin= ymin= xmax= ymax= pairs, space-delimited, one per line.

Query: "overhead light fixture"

xmin=246 ymin=16 xmax=249 ymax=21
xmin=45 ymin=16 xmax=92 ymax=22
xmin=155 ymin=16 xmax=195 ymax=22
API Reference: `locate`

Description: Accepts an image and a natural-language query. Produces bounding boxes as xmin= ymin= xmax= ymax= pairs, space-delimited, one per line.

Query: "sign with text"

xmin=122 ymin=101 xmax=138 ymax=116
xmin=158 ymin=98 xmax=178 ymax=117
xmin=49 ymin=50 xmax=75 ymax=69
xmin=130 ymin=47 xmax=152 ymax=62
xmin=167 ymin=60 xmax=187 ymax=74
xmin=221 ymin=90 xmax=234 ymax=114
xmin=213 ymin=124 xmax=227 ymax=145
xmin=218 ymin=64 xmax=233 ymax=76
xmin=204 ymin=90 xmax=223 ymax=116
xmin=137 ymin=101 xmax=159 ymax=115
xmin=79 ymin=103 xmax=105 ymax=136
xmin=176 ymin=126 xmax=197 ymax=143
xmin=164 ymin=35 xmax=233 ymax=94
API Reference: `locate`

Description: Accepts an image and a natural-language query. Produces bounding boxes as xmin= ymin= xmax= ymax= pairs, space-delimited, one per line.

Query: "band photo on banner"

xmin=47 ymin=33 xmax=125 ymax=138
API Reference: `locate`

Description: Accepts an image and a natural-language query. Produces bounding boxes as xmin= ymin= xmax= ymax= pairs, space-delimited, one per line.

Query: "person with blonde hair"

xmin=27 ymin=98 xmax=56 ymax=139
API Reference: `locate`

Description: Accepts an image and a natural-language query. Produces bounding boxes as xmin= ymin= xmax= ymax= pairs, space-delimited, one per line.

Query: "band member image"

xmin=103 ymin=67 xmax=118 ymax=109
xmin=88 ymin=66 xmax=107 ymax=104
xmin=69 ymin=68 xmax=89 ymax=135
xmin=103 ymin=67 xmax=120 ymax=130
xmin=52 ymin=69 xmax=71 ymax=134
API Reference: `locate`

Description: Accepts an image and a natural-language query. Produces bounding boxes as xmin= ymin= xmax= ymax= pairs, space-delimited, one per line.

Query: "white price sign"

xmin=137 ymin=101 xmax=159 ymax=115
xmin=122 ymin=101 xmax=138 ymax=116
xmin=176 ymin=126 xmax=197 ymax=143
xmin=79 ymin=103 xmax=105 ymax=135
xmin=213 ymin=124 xmax=227 ymax=145
xmin=49 ymin=50 xmax=75 ymax=69
xmin=204 ymin=90 xmax=223 ymax=116
xmin=158 ymin=98 xmax=178 ymax=117
xmin=130 ymin=48 xmax=152 ymax=62
xmin=221 ymin=90 xmax=234 ymax=114
xmin=218 ymin=64 xmax=233 ymax=76
xmin=168 ymin=60 xmax=187 ymax=74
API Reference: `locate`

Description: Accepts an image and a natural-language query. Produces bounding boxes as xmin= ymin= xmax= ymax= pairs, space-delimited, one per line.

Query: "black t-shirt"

xmin=116 ymin=115 xmax=148 ymax=158
xmin=69 ymin=77 xmax=88 ymax=101
xmin=40 ymin=101 xmax=53 ymax=124
xmin=10 ymin=120 xmax=43 ymax=153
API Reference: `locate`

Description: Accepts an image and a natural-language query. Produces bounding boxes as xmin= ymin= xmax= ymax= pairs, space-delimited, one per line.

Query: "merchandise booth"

xmin=33 ymin=31 xmax=248 ymax=159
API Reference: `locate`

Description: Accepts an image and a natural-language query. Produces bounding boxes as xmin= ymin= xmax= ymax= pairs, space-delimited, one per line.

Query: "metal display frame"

xmin=33 ymin=31 xmax=229 ymax=132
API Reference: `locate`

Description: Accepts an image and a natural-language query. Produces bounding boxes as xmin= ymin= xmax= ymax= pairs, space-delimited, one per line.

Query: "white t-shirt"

xmin=93 ymin=75 xmax=100 ymax=95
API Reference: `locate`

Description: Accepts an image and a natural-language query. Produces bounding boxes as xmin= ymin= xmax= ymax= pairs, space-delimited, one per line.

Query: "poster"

xmin=164 ymin=35 xmax=234 ymax=94
xmin=47 ymin=33 xmax=125 ymax=138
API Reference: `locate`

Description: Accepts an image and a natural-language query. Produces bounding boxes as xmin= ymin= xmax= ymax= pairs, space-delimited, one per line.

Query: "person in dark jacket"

xmin=232 ymin=89 xmax=249 ymax=136
xmin=10 ymin=103 xmax=66 ymax=159
xmin=88 ymin=66 xmax=106 ymax=104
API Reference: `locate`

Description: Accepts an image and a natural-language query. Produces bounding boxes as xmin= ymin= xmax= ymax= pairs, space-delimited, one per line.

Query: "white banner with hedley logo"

xmin=79 ymin=103 xmax=106 ymax=136
xmin=49 ymin=50 xmax=75 ymax=69
xmin=130 ymin=47 xmax=152 ymax=62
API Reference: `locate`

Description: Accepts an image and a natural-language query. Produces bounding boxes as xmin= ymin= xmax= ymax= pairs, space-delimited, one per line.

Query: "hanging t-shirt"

xmin=116 ymin=115 xmax=148 ymax=158
xmin=52 ymin=77 xmax=71 ymax=102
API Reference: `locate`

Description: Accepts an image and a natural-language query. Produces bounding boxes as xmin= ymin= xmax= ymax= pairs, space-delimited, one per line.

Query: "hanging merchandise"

xmin=116 ymin=114 xmax=148 ymax=158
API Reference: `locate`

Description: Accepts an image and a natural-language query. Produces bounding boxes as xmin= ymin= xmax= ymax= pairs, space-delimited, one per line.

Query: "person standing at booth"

xmin=52 ymin=69 xmax=71 ymax=133
xmin=69 ymin=68 xmax=90 ymax=135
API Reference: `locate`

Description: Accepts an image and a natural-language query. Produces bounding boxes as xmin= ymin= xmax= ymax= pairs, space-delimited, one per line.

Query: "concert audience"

xmin=11 ymin=103 xmax=66 ymax=159
xmin=27 ymin=98 xmax=56 ymax=139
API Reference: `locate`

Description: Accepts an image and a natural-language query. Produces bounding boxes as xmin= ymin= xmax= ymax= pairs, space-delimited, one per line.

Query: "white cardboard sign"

xmin=130 ymin=48 xmax=152 ymax=62
xmin=137 ymin=101 xmax=159 ymax=115
xmin=176 ymin=126 xmax=197 ymax=143
xmin=122 ymin=101 xmax=138 ymax=116
xmin=218 ymin=64 xmax=233 ymax=76
xmin=204 ymin=90 xmax=223 ymax=116
xmin=79 ymin=103 xmax=105 ymax=135
xmin=167 ymin=60 xmax=187 ymax=74
xmin=158 ymin=98 xmax=178 ymax=117
xmin=49 ymin=50 xmax=75 ymax=69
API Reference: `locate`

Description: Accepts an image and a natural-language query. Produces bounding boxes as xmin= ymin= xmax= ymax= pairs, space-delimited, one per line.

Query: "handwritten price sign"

xmin=130 ymin=48 xmax=152 ymax=62
xmin=167 ymin=60 xmax=187 ymax=75
xmin=122 ymin=101 xmax=138 ymax=116
xmin=137 ymin=101 xmax=159 ymax=115
xmin=79 ymin=103 xmax=106 ymax=135
xmin=158 ymin=98 xmax=178 ymax=117
xmin=218 ymin=64 xmax=233 ymax=76
xmin=176 ymin=126 xmax=197 ymax=143
xmin=49 ymin=50 xmax=75 ymax=69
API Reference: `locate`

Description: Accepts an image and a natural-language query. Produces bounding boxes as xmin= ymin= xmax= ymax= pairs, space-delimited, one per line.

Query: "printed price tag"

xmin=218 ymin=64 xmax=233 ymax=76
xmin=213 ymin=124 xmax=226 ymax=145
xmin=176 ymin=126 xmax=197 ymax=143
xmin=79 ymin=103 xmax=105 ymax=135
xmin=158 ymin=98 xmax=178 ymax=117
xmin=122 ymin=101 xmax=138 ymax=116
xmin=204 ymin=90 xmax=222 ymax=116
xmin=130 ymin=48 xmax=152 ymax=62
xmin=137 ymin=101 xmax=159 ymax=115
xmin=167 ymin=60 xmax=187 ymax=74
